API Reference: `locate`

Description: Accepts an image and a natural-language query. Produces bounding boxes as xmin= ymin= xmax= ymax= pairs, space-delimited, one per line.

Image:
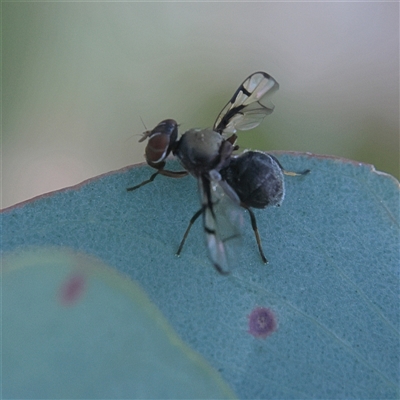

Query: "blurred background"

xmin=3 ymin=2 xmax=399 ymax=209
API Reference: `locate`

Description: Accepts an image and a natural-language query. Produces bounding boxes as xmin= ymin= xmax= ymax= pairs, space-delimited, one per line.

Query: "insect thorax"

xmin=174 ymin=129 xmax=229 ymax=176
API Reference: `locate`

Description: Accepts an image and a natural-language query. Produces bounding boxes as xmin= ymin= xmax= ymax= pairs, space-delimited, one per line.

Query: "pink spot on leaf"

xmin=248 ymin=307 xmax=277 ymax=339
xmin=59 ymin=273 xmax=86 ymax=306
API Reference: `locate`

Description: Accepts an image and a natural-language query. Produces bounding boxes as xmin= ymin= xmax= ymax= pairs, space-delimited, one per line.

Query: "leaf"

xmin=2 ymin=248 xmax=236 ymax=399
xmin=2 ymin=153 xmax=399 ymax=399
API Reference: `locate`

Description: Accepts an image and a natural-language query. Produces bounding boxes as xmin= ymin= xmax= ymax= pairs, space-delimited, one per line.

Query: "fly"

xmin=127 ymin=72 xmax=309 ymax=274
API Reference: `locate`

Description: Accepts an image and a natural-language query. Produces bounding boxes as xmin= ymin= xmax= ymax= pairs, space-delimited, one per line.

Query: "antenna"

xmin=139 ymin=116 xmax=148 ymax=131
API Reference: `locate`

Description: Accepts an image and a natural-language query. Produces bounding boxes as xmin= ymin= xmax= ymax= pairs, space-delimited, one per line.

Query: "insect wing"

xmin=200 ymin=175 xmax=244 ymax=274
xmin=213 ymin=72 xmax=279 ymax=134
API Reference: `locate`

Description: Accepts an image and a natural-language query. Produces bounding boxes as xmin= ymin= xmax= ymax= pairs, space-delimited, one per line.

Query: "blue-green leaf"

xmin=2 ymin=153 xmax=399 ymax=399
xmin=2 ymin=248 xmax=236 ymax=399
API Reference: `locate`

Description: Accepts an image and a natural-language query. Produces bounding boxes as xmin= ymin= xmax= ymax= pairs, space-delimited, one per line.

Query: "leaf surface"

xmin=2 ymin=153 xmax=399 ymax=399
xmin=2 ymin=248 xmax=236 ymax=399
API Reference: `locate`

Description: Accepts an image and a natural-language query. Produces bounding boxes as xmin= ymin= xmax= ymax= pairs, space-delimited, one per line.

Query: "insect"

xmin=127 ymin=72 xmax=309 ymax=274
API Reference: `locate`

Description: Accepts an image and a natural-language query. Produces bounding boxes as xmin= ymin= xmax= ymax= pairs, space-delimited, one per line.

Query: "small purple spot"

xmin=59 ymin=273 xmax=86 ymax=306
xmin=248 ymin=307 xmax=277 ymax=339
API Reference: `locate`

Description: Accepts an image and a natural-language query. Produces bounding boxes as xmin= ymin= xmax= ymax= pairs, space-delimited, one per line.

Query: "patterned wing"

xmin=213 ymin=71 xmax=279 ymax=134
xmin=199 ymin=171 xmax=244 ymax=274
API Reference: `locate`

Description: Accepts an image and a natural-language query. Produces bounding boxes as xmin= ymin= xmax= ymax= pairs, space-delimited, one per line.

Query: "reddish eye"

xmin=145 ymin=133 xmax=170 ymax=164
xmin=142 ymin=119 xmax=178 ymax=168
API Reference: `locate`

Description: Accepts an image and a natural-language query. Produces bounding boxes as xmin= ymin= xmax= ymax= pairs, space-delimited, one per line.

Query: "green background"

xmin=2 ymin=2 xmax=399 ymax=209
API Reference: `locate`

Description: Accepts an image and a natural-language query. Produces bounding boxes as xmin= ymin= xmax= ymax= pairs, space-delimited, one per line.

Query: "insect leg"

xmin=176 ymin=207 xmax=204 ymax=256
xmin=158 ymin=169 xmax=189 ymax=178
xmin=127 ymin=170 xmax=160 ymax=191
xmin=244 ymin=205 xmax=268 ymax=264
xmin=268 ymin=154 xmax=310 ymax=177
xmin=283 ymin=169 xmax=310 ymax=177
xmin=179 ymin=201 xmax=231 ymax=276
xmin=127 ymin=168 xmax=188 ymax=191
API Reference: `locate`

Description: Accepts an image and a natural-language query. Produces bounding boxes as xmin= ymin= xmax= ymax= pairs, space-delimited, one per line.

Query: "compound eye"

xmin=157 ymin=119 xmax=178 ymax=138
xmin=141 ymin=119 xmax=178 ymax=167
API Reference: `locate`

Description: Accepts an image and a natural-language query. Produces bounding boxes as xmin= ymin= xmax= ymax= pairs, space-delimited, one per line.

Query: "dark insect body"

xmin=128 ymin=72 xmax=309 ymax=274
